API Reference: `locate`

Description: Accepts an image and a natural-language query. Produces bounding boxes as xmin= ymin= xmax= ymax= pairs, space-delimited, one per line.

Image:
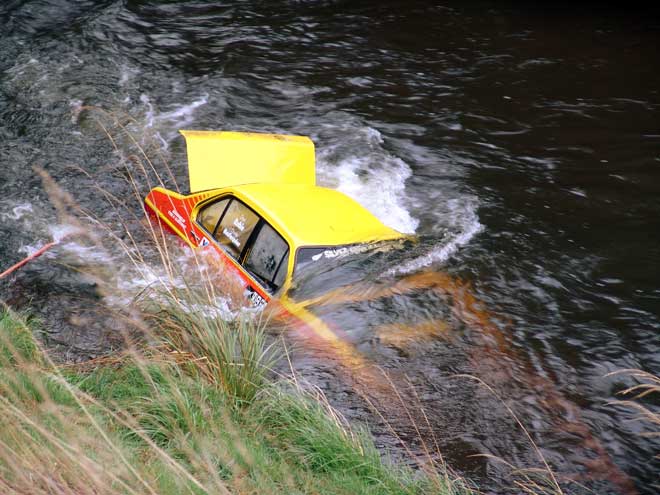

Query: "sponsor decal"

xmin=198 ymin=237 xmax=210 ymax=248
xmin=311 ymin=244 xmax=373 ymax=262
xmin=222 ymin=227 xmax=241 ymax=247
xmin=167 ymin=209 xmax=187 ymax=230
xmin=246 ymin=287 xmax=267 ymax=308
xmin=233 ymin=217 xmax=246 ymax=231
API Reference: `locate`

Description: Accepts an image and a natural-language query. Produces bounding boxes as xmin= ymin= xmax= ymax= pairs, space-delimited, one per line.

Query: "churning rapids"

xmin=1 ymin=2 xmax=659 ymax=493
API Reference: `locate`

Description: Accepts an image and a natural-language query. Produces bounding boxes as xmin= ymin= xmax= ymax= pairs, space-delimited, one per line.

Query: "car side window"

xmin=244 ymin=223 xmax=289 ymax=291
xmin=215 ymin=200 xmax=260 ymax=258
xmin=197 ymin=198 xmax=230 ymax=235
xmin=196 ymin=196 xmax=291 ymax=294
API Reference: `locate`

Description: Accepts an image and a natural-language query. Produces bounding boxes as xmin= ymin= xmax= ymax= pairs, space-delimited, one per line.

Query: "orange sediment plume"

xmin=284 ymin=269 xmax=638 ymax=494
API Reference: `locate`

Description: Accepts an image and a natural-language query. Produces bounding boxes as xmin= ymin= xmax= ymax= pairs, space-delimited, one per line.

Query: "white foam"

xmin=333 ymin=155 xmax=418 ymax=234
xmin=57 ymin=241 xmax=115 ymax=264
xmin=178 ymin=296 xmax=238 ymax=321
xmin=153 ymin=95 xmax=209 ymax=127
xmin=1 ymin=203 xmax=33 ymax=221
xmin=50 ymin=224 xmax=84 ymax=243
xmin=7 ymin=209 xmax=60 ymax=257
xmin=138 ymin=93 xmax=209 ymax=149
xmin=108 ymin=259 xmax=253 ymax=321
xmin=386 ymin=198 xmax=483 ymax=276
xmin=118 ymin=65 xmax=139 ymax=86
xmin=315 ymin=126 xmax=419 ymax=234
xmin=139 ymin=94 xmax=156 ymax=129
xmin=93 ymin=243 xmax=251 ymax=319
xmin=69 ymin=99 xmax=83 ymax=123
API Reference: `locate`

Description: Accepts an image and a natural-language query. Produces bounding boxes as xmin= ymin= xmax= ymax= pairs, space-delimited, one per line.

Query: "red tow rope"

xmin=0 ymin=241 xmax=59 ymax=280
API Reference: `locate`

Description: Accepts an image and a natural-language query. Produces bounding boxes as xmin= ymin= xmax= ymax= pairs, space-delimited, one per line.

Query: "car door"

xmin=195 ymin=195 xmax=290 ymax=307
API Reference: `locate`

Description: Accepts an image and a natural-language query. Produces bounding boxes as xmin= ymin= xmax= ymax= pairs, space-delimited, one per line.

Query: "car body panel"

xmin=228 ymin=183 xmax=402 ymax=248
xmin=181 ymin=130 xmax=315 ymax=193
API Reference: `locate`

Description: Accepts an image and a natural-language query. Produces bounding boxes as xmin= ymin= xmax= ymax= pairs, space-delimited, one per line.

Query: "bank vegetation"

xmin=0 ymin=302 xmax=471 ymax=495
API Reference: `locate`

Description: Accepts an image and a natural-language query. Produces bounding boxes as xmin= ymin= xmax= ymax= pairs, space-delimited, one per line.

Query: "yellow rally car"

xmin=144 ymin=130 xmax=404 ymax=311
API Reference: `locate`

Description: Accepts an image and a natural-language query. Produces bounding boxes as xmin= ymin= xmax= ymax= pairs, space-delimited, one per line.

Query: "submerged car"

xmin=144 ymin=130 xmax=405 ymax=309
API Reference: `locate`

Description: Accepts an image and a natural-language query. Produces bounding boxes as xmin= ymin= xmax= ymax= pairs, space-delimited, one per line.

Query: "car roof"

xmin=224 ymin=183 xmax=403 ymax=248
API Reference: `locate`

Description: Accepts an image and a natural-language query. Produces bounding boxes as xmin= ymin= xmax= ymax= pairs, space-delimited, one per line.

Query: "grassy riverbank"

xmin=0 ymin=306 xmax=471 ymax=495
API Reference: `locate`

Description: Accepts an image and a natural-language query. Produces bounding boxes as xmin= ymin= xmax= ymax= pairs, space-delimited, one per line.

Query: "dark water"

xmin=1 ymin=1 xmax=659 ymax=493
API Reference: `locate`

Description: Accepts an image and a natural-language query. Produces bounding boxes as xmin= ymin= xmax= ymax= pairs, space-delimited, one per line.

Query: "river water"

xmin=1 ymin=1 xmax=658 ymax=493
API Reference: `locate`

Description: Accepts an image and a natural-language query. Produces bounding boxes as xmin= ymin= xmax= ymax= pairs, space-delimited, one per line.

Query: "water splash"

xmin=387 ymin=198 xmax=483 ymax=275
xmin=139 ymin=93 xmax=209 ymax=149
xmin=315 ymin=124 xmax=419 ymax=234
xmin=0 ymin=203 xmax=33 ymax=221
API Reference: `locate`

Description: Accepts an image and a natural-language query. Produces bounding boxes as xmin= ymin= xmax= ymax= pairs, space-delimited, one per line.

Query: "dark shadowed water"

xmin=1 ymin=1 xmax=658 ymax=493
